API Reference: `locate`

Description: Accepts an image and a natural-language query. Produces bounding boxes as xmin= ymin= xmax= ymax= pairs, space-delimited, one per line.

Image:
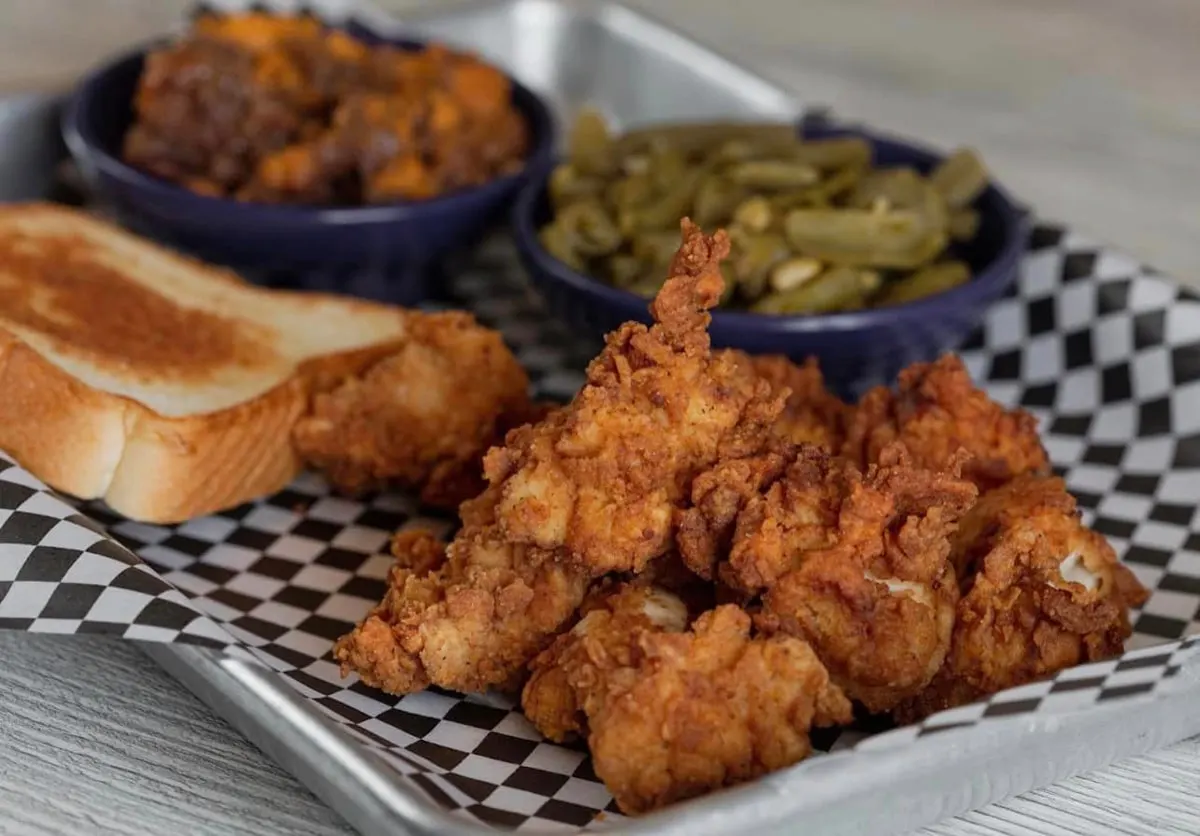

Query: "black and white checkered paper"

xmin=0 ymin=0 xmax=1194 ymax=827
xmin=0 ymin=220 xmax=1198 ymax=830
xmin=0 ymin=457 xmax=242 ymax=651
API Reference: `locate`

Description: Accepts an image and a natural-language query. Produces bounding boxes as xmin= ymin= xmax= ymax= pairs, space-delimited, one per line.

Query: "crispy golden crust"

xmin=674 ymin=354 xmax=851 ymax=580
xmin=334 ymin=220 xmax=782 ymax=695
xmin=327 ymin=213 xmax=1148 ymax=810
xmin=718 ymin=445 xmax=978 ymax=713
xmin=675 ymin=447 xmax=794 ymax=581
xmin=522 ymin=583 xmax=690 ymax=742
xmin=483 ymin=220 xmax=781 ymax=575
xmin=293 ymin=311 xmax=535 ymax=510
xmin=728 ymin=352 xmax=849 ymax=450
xmin=894 ymin=476 xmax=1150 ymax=723
xmin=524 ymin=589 xmax=851 ymax=815
xmin=332 ymin=495 xmax=591 ymax=696
xmin=843 ymin=354 xmax=1050 ymax=492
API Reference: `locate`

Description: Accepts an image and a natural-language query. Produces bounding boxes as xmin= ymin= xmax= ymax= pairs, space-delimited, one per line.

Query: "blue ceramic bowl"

xmin=512 ymin=123 xmax=1029 ymax=397
xmin=63 ymin=35 xmax=555 ymax=305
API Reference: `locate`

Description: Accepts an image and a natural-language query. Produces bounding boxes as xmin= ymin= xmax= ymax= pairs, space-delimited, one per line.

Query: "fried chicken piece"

xmin=414 ymin=399 xmax=559 ymax=511
xmin=843 ymin=354 xmax=1050 ymax=492
xmin=333 ymin=487 xmax=589 ymax=695
xmin=484 ymin=220 xmax=780 ymax=575
xmin=893 ymin=476 xmax=1150 ymax=724
xmin=293 ymin=311 xmax=535 ymax=510
xmin=728 ymin=353 xmax=849 ymax=450
xmin=722 ymin=445 xmax=978 ymax=713
xmin=522 ymin=583 xmax=690 ymax=742
xmin=627 ymin=550 xmax=716 ymax=615
xmin=523 ymin=587 xmax=851 ymax=814
xmin=675 ymin=444 xmax=794 ymax=581
xmin=675 ymin=354 xmax=849 ymax=580
xmin=334 ymin=222 xmax=779 ymax=695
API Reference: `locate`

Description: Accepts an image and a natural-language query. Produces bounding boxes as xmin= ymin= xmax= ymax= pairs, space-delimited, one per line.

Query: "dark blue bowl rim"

xmin=62 ymin=35 xmax=557 ymax=224
xmin=511 ymin=129 xmax=1031 ymax=332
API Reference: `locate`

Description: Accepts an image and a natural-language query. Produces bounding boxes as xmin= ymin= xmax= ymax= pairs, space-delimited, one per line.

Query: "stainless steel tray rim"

xmin=148 ymin=639 xmax=1200 ymax=836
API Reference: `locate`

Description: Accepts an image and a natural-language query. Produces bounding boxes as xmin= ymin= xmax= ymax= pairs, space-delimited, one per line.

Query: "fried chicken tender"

xmin=333 ymin=486 xmax=589 ymax=695
xmin=483 ymin=220 xmax=779 ymax=575
xmin=334 ymin=221 xmax=779 ymax=695
xmin=893 ymin=476 xmax=1150 ymax=723
xmin=523 ymin=585 xmax=851 ymax=814
xmin=293 ymin=311 xmax=537 ymax=510
xmin=730 ymin=353 xmax=849 ymax=450
xmin=843 ymin=354 xmax=1050 ymax=492
xmin=675 ymin=354 xmax=849 ymax=580
xmin=675 ymin=444 xmax=794 ymax=581
xmin=722 ymin=445 xmax=978 ymax=713
xmin=522 ymin=583 xmax=690 ymax=742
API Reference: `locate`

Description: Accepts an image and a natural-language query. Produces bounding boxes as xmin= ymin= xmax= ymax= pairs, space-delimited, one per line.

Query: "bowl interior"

xmin=519 ymin=125 xmax=1025 ymax=328
xmin=69 ymin=33 xmax=556 ymax=215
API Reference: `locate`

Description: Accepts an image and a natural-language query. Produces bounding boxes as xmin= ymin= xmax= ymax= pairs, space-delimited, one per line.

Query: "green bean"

xmin=711 ymin=138 xmax=766 ymax=164
xmin=622 ymin=168 xmax=704 ymax=231
xmin=731 ymin=233 xmax=788 ymax=300
xmin=631 ymin=230 xmax=687 ymax=266
xmin=548 ymin=164 xmax=604 ymax=208
xmin=568 ymin=108 xmax=615 ymax=176
xmin=849 ymin=167 xmax=927 ymax=210
xmin=768 ymin=163 xmax=866 ymax=213
xmin=541 ymin=110 xmax=989 ymax=312
xmin=719 ymin=137 xmax=872 ymax=171
xmin=615 ymin=122 xmax=798 ymax=157
xmin=693 ymin=174 xmax=745 ymax=228
xmin=751 ymin=265 xmax=874 ymax=314
xmin=607 ymin=173 xmax=655 ymax=211
xmin=876 ymin=261 xmax=970 ymax=307
xmin=783 ymin=198 xmax=948 ymax=269
xmin=948 ymin=208 xmax=980 ymax=241
xmin=769 ymin=188 xmax=829 ymax=213
xmin=929 ymin=148 xmax=988 ymax=209
xmin=557 ymin=200 xmax=622 ymax=256
xmin=808 ymin=162 xmax=867 ymax=202
xmin=539 ymin=223 xmax=586 ymax=271
xmin=727 ymin=160 xmax=820 ymax=190
xmin=781 ymin=137 xmax=873 ymax=170
xmin=649 ymin=147 xmax=689 ymax=192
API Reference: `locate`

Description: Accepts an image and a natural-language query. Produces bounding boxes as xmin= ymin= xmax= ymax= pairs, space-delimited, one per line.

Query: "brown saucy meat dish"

xmin=122 ymin=13 xmax=530 ymax=205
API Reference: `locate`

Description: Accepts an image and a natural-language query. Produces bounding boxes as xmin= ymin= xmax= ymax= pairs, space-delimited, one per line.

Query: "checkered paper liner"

xmin=1 ymin=0 xmax=1195 ymax=826
xmin=2 ymin=214 xmax=1200 ymax=828
xmin=0 ymin=458 xmax=244 ymax=652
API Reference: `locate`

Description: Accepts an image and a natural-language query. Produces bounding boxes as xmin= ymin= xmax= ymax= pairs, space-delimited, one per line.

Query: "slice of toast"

xmin=0 ymin=203 xmax=410 ymax=522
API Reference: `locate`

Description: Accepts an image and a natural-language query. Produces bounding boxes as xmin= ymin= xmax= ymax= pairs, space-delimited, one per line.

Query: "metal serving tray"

xmin=2 ymin=3 xmax=1199 ymax=835
xmin=146 ymin=643 xmax=1200 ymax=836
xmin=378 ymin=0 xmax=809 ymax=131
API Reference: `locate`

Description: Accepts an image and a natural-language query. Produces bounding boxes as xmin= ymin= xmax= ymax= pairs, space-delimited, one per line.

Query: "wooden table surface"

xmin=1 ymin=1 xmax=1199 ymax=835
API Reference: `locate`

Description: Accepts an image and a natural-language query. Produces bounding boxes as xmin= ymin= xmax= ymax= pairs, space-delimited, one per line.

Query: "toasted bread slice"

xmin=0 ymin=203 xmax=409 ymax=522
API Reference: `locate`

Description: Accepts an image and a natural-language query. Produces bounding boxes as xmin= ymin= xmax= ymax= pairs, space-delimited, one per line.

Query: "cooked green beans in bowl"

xmin=537 ymin=110 xmax=991 ymax=315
